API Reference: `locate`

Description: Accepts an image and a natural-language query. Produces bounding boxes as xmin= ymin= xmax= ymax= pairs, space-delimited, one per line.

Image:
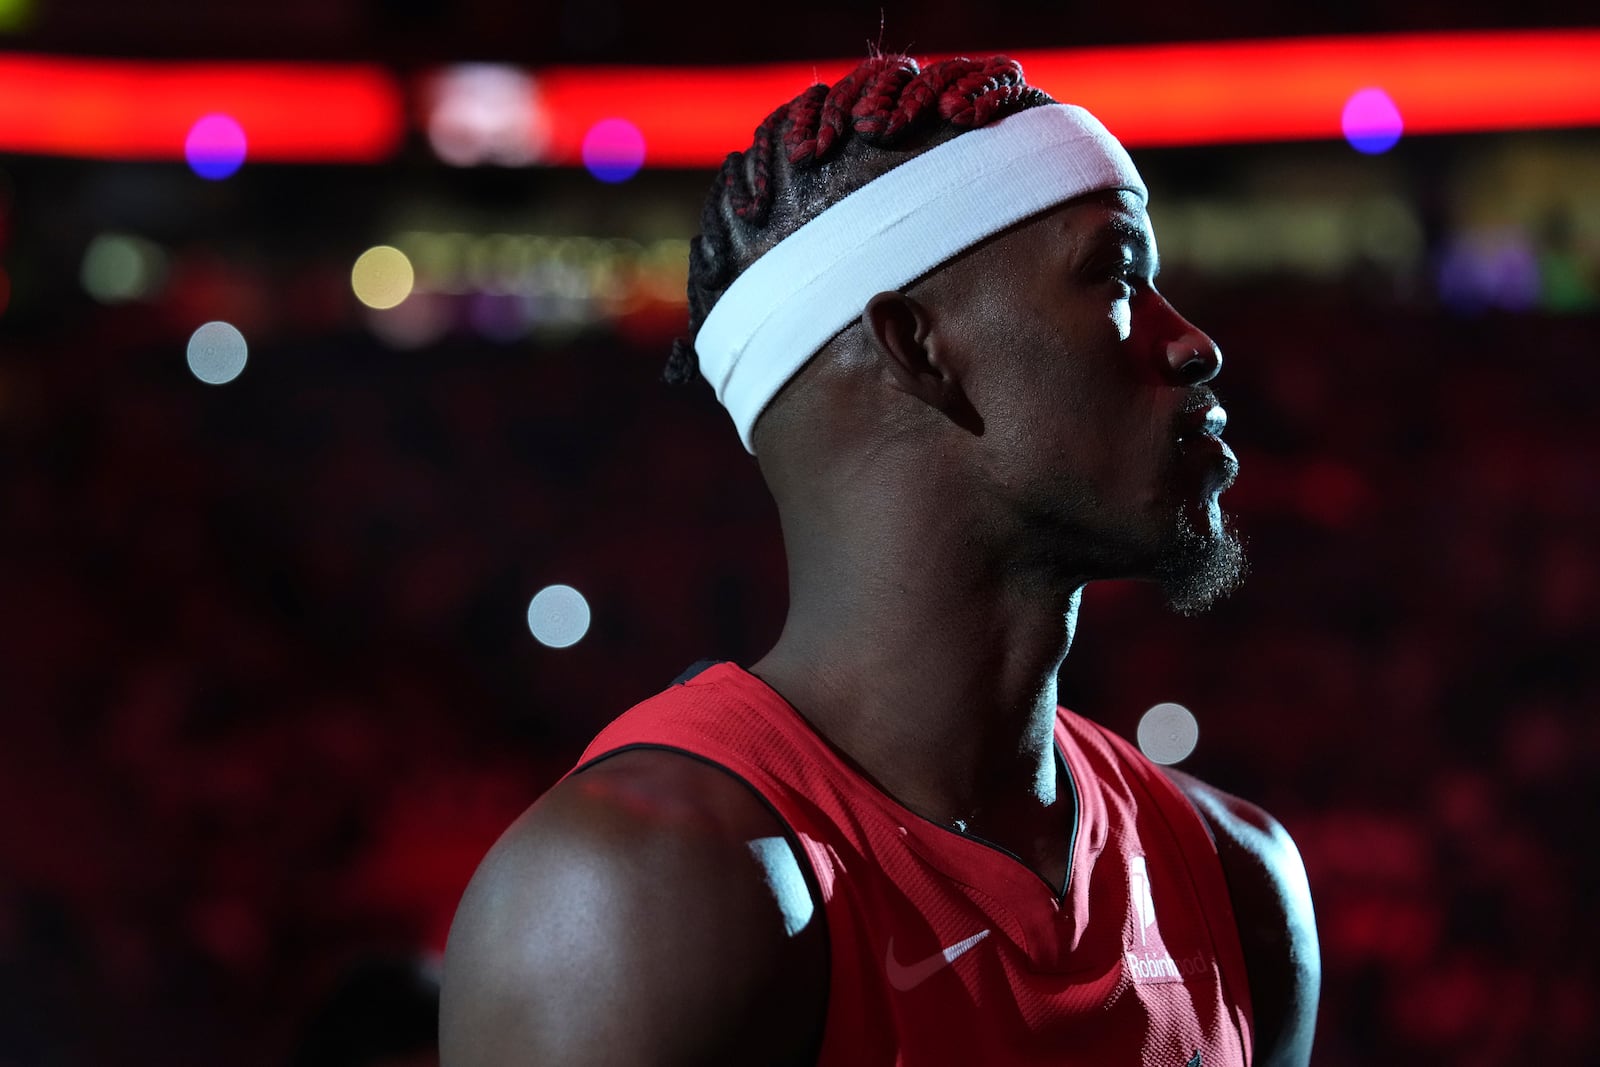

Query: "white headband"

xmin=694 ymin=102 xmax=1147 ymax=453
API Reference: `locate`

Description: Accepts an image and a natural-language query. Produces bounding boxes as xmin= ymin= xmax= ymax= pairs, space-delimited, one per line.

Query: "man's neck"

xmin=748 ymin=543 xmax=1084 ymax=838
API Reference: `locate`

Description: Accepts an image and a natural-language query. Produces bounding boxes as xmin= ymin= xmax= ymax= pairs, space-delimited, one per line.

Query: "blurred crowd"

xmin=1073 ymin=283 xmax=1599 ymax=1066
xmin=1 ymin=269 xmax=1596 ymax=1064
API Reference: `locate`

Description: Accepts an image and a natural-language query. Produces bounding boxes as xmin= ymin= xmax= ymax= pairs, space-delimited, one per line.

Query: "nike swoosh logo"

xmin=885 ymin=929 xmax=991 ymax=991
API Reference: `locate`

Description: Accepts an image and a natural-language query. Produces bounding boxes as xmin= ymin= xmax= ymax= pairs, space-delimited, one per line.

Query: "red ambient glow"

xmin=1 ymin=31 xmax=1596 ymax=164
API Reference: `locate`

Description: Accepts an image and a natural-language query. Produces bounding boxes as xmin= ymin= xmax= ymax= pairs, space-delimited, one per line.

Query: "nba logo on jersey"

xmin=1125 ymin=855 xmax=1207 ymax=985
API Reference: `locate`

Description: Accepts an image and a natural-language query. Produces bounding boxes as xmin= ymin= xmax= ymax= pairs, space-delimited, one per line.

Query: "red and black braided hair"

xmin=664 ymin=54 xmax=1056 ymax=386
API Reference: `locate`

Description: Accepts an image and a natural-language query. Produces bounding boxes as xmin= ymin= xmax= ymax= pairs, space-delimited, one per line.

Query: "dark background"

xmin=2 ymin=3 xmax=1598 ymax=1065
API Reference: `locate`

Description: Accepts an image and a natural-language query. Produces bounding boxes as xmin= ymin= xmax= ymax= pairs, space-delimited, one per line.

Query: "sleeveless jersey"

xmin=571 ymin=662 xmax=1255 ymax=1066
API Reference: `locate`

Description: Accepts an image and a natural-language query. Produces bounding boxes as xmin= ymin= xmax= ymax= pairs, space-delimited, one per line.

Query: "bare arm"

xmin=1164 ymin=768 xmax=1320 ymax=1067
xmin=440 ymin=750 xmax=828 ymax=1067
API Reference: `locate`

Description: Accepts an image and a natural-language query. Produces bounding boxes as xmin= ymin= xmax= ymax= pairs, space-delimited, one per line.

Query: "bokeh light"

xmin=0 ymin=0 xmax=35 ymax=32
xmin=185 ymin=114 xmax=248 ymax=180
xmin=467 ymin=292 xmax=529 ymax=341
xmin=527 ymin=584 xmax=591 ymax=648
xmin=351 ymin=245 xmax=416 ymax=310
xmin=186 ymin=321 xmax=249 ymax=385
xmin=1342 ymin=88 xmax=1403 ymax=155
xmin=1437 ymin=228 xmax=1542 ymax=313
xmin=581 ymin=118 xmax=646 ymax=183
xmin=1136 ymin=702 xmax=1199 ymax=765
xmin=0 ymin=264 xmax=11 ymax=317
xmin=365 ymin=291 xmax=452 ymax=349
xmin=80 ymin=233 xmax=169 ymax=303
xmin=425 ymin=64 xmax=549 ymax=167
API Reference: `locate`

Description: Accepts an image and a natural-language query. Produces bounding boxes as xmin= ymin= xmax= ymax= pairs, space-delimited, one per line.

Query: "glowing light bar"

xmin=527 ymin=30 xmax=1600 ymax=163
xmin=1 ymin=30 xmax=1597 ymax=164
xmin=1013 ymin=31 xmax=1600 ymax=147
xmin=0 ymin=55 xmax=403 ymax=161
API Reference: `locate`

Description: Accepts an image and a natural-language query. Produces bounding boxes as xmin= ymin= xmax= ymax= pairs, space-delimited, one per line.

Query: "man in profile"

xmin=442 ymin=53 xmax=1319 ymax=1066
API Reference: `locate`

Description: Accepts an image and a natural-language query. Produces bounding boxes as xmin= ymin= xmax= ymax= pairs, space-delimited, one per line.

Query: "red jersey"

xmin=571 ymin=662 xmax=1255 ymax=1066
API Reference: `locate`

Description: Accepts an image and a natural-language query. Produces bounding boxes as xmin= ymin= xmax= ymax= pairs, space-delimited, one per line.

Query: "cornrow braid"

xmin=787 ymin=54 xmax=907 ymax=166
xmin=878 ymin=58 xmax=970 ymax=143
xmin=727 ymin=101 xmax=784 ymax=225
xmin=939 ymin=56 xmax=1040 ymax=127
xmin=665 ymin=53 xmax=1056 ymax=388
xmin=850 ymin=56 xmax=921 ymax=144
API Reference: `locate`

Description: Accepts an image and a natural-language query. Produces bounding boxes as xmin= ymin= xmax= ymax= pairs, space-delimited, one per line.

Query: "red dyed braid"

xmin=879 ymin=58 xmax=971 ymax=142
xmin=787 ymin=55 xmax=908 ymax=165
xmin=939 ymin=55 xmax=1045 ymax=127
xmin=778 ymin=83 xmax=830 ymax=170
xmin=850 ymin=55 xmax=921 ymax=144
xmin=726 ymin=95 xmax=796 ymax=226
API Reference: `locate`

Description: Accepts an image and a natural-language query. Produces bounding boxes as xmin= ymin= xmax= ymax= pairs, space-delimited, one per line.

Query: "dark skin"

xmin=441 ymin=190 xmax=1319 ymax=1065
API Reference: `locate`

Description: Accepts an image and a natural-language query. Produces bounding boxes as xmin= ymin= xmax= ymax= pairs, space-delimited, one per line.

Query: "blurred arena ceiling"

xmin=9 ymin=0 xmax=1600 ymax=64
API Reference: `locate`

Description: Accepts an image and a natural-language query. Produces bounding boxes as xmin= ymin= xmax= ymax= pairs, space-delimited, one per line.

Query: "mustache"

xmin=1174 ymin=388 xmax=1224 ymax=437
xmin=1177 ymin=387 xmax=1221 ymax=420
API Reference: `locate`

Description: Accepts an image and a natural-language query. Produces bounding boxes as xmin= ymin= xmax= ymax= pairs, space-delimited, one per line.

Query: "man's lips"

xmin=1179 ymin=404 xmax=1227 ymax=439
xmin=1176 ymin=403 xmax=1238 ymax=492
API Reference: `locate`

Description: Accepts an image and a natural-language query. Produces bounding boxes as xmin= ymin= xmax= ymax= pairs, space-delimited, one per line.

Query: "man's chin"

xmin=1153 ymin=510 xmax=1248 ymax=617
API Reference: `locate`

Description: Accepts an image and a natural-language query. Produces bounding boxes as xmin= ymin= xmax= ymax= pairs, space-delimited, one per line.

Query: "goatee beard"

xmin=1155 ymin=511 xmax=1248 ymax=617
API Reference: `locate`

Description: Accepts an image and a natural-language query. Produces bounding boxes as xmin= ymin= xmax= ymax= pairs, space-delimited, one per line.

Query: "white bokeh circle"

xmin=527 ymin=584 xmax=591 ymax=648
xmin=186 ymin=321 xmax=248 ymax=385
xmin=1136 ymin=702 xmax=1199 ymax=765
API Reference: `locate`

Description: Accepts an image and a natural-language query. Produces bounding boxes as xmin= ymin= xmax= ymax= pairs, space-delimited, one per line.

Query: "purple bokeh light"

xmin=1341 ymin=88 xmax=1403 ymax=155
xmin=1436 ymin=228 xmax=1542 ymax=314
xmin=581 ymin=118 xmax=646 ymax=183
xmin=184 ymin=114 xmax=248 ymax=180
xmin=467 ymin=292 xmax=528 ymax=341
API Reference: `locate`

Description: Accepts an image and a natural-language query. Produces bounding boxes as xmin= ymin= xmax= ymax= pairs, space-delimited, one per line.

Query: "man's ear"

xmin=861 ymin=290 xmax=982 ymax=436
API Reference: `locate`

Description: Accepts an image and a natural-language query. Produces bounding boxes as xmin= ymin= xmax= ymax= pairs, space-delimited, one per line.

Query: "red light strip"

xmin=530 ymin=30 xmax=1600 ymax=164
xmin=0 ymin=30 xmax=1596 ymax=165
xmin=1016 ymin=31 xmax=1600 ymax=147
xmin=0 ymin=55 xmax=404 ymax=161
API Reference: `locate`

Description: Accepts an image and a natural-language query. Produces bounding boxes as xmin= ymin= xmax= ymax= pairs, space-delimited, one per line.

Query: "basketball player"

xmin=441 ymin=54 xmax=1320 ymax=1066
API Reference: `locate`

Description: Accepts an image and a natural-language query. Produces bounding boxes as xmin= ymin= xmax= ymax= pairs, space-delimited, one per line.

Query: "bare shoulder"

xmin=440 ymin=749 xmax=828 ymax=1067
xmin=1162 ymin=767 xmax=1321 ymax=1067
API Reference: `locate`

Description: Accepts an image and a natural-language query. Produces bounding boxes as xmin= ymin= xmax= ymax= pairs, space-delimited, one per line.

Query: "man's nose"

xmin=1163 ymin=319 xmax=1223 ymax=386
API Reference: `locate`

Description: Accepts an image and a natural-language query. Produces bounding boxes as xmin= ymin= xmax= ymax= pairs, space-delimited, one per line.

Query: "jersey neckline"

xmin=698 ymin=660 xmax=1096 ymax=922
